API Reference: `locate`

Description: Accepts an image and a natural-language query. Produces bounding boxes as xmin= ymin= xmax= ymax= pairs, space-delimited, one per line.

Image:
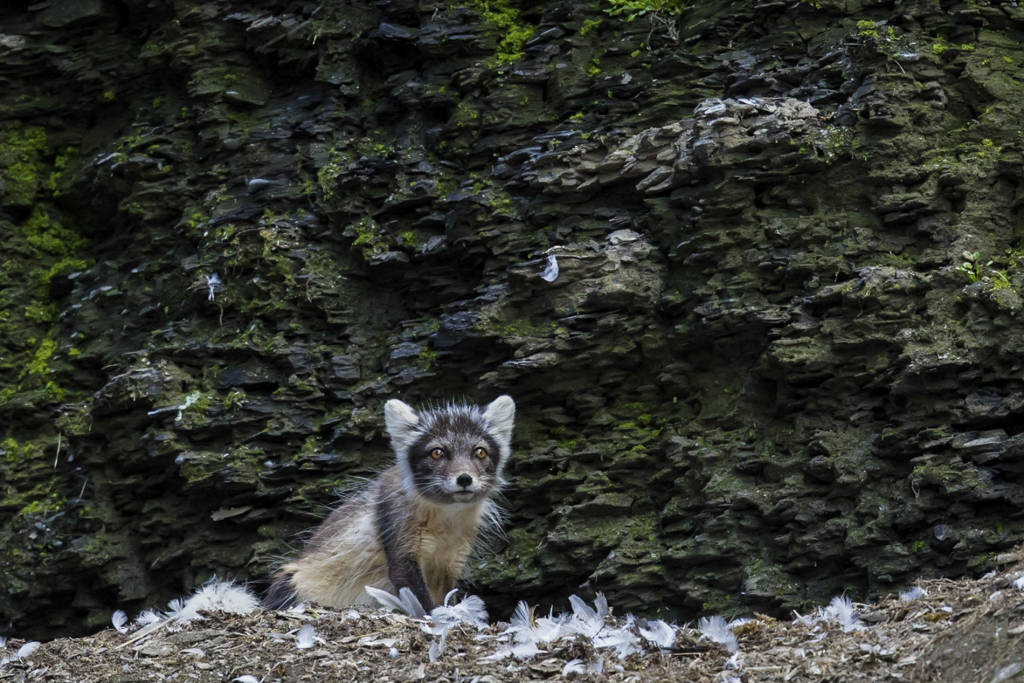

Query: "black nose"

xmin=456 ymin=474 xmax=473 ymax=488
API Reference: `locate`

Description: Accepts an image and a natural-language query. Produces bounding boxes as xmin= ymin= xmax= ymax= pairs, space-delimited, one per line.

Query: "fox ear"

xmin=384 ymin=399 xmax=419 ymax=452
xmin=483 ymin=395 xmax=515 ymax=445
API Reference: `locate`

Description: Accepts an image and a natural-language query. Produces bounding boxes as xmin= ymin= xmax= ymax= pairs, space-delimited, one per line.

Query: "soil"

xmin=4 ymin=549 xmax=1023 ymax=682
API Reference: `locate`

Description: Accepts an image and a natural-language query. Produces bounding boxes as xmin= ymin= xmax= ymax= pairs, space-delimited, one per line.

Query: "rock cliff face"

xmin=3 ymin=0 xmax=1024 ymax=639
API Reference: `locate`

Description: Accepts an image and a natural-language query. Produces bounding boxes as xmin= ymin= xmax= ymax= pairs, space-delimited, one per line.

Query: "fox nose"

xmin=456 ymin=473 xmax=473 ymax=489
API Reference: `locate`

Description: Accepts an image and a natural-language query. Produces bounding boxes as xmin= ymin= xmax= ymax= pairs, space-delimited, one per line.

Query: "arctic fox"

xmin=265 ymin=396 xmax=515 ymax=611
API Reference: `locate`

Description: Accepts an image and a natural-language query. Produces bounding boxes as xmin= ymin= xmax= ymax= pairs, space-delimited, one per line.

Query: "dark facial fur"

xmin=385 ymin=396 xmax=515 ymax=502
xmin=407 ymin=412 xmax=501 ymax=503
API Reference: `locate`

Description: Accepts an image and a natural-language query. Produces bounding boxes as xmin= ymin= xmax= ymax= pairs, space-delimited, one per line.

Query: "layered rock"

xmin=3 ymin=0 xmax=1024 ymax=638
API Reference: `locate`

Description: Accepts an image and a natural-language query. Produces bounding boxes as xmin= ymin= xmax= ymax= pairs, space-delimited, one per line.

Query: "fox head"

xmin=384 ymin=396 xmax=515 ymax=504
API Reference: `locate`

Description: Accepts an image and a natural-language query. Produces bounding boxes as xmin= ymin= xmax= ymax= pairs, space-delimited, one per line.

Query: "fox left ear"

xmin=483 ymin=395 xmax=515 ymax=444
xmin=384 ymin=399 xmax=420 ymax=455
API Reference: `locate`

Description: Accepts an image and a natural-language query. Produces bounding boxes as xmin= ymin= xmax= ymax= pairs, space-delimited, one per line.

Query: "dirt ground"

xmin=3 ymin=549 xmax=1023 ymax=682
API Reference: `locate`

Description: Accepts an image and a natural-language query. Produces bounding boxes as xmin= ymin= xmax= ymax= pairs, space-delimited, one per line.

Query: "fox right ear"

xmin=384 ymin=399 xmax=419 ymax=450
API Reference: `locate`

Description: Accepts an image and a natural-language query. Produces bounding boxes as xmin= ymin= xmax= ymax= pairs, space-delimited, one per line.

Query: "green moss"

xmin=856 ymin=20 xmax=878 ymax=38
xmin=463 ymin=0 xmax=536 ymax=65
xmin=317 ymin=147 xmax=352 ymax=201
xmin=22 ymin=207 xmax=86 ymax=265
xmin=604 ymin=0 xmax=687 ymax=22
xmin=0 ymin=124 xmax=47 ymax=206
xmin=223 ymin=389 xmax=246 ymax=409
xmin=348 ymin=216 xmax=388 ymax=258
xmin=25 ymin=336 xmax=57 ymax=376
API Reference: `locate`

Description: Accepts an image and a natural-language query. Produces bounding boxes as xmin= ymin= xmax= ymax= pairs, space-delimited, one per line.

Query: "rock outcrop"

xmin=3 ymin=0 xmax=1024 ymax=638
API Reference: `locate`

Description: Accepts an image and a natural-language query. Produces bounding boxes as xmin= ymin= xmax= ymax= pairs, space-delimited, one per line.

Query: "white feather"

xmin=15 ymin=641 xmax=40 ymax=660
xmin=592 ymin=624 xmax=640 ymax=659
xmin=365 ymin=585 xmax=426 ymax=619
xmin=429 ymin=591 xmax=488 ymax=628
xmin=899 ymin=586 xmax=927 ymax=602
xmin=540 ymin=254 xmax=559 ymax=282
xmin=567 ymin=594 xmax=604 ymax=636
xmin=533 ymin=611 xmax=567 ymax=643
xmin=165 ymin=597 xmax=184 ymax=618
xmin=637 ymin=618 xmax=676 ymax=649
xmin=511 ymin=640 xmax=542 ymax=659
xmin=1013 ymin=575 xmax=1024 ymax=591
xmin=510 ymin=601 xmax=532 ymax=629
xmin=111 ymin=609 xmax=129 ymax=634
xmin=295 ymin=624 xmax=315 ymax=649
xmin=178 ymin=580 xmax=259 ymax=622
xmin=232 ymin=676 xmax=261 ymax=683
xmin=135 ymin=610 xmax=162 ymax=626
xmin=562 ymin=659 xmax=585 ymax=676
xmin=698 ymin=615 xmax=739 ymax=653
xmin=825 ymin=595 xmax=862 ymax=632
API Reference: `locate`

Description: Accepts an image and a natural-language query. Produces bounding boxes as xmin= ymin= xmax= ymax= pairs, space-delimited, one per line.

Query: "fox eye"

xmin=473 ymin=446 xmax=487 ymax=459
xmin=429 ymin=447 xmax=446 ymax=460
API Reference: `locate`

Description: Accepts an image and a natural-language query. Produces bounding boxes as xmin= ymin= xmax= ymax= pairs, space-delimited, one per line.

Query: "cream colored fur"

xmin=285 ymin=466 xmax=491 ymax=608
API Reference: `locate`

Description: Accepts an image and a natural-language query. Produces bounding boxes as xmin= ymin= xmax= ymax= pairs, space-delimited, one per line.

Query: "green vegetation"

xmin=954 ymin=251 xmax=1011 ymax=289
xmin=856 ymin=20 xmax=878 ymax=38
xmin=464 ymin=0 xmax=535 ymax=65
xmin=0 ymin=124 xmax=47 ymax=206
xmin=0 ymin=126 xmax=89 ymax=407
xmin=604 ymin=0 xmax=687 ymax=21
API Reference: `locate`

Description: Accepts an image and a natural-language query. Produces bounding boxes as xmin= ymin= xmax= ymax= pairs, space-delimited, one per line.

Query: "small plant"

xmin=955 ymin=252 xmax=987 ymax=283
xmin=955 ymin=251 xmax=1013 ymax=289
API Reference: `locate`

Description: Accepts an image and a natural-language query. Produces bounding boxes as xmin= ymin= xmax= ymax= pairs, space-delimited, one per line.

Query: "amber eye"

xmin=430 ymin=447 xmax=446 ymax=460
xmin=473 ymin=447 xmax=488 ymax=459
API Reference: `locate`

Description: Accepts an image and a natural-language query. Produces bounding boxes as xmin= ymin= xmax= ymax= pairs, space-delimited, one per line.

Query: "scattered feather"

xmin=725 ymin=651 xmax=744 ymax=670
xmin=510 ymin=640 xmax=542 ymax=659
xmin=992 ymin=663 xmax=1023 ymax=683
xmin=562 ymin=657 xmax=605 ymax=676
xmin=637 ymin=618 xmax=677 ymax=649
xmin=899 ymin=586 xmax=927 ymax=602
xmin=567 ymin=594 xmax=605 ymax=636
xmin=428 ymin=634 xmax=446 ymax=662
xmin=295 ymin=624 xmax=315 ymax=650
xmin=111 ymin=610 xmax=129 ymax=634
xmin=15 ymin=641 xmax=40 ymax=660
xmin=232 ymin=676 xmax=260 ymax=683
xmin=592 ymin=623 xmax=640 ymax=659
xmin=177 ymin=580 xmax=260 ymax=622
xmin=510 ymin=600 xmax=532 ymax=630
xmin=135 ymin=610 xmax=162 ymax=626
xmin=422 ymin=591 xmax=490 ymax=660
xmin=540 ymin=254 xmax=559 ymax=282
xmin=206 ymin=273 xmax=221 ymax=301
xmin=429 ymin=590 xmax=488 ymax=628
xmin=698 ymin=615 xmax=739 ymax=653
xmin=1013 ymin=575 xmax=1024 ymax=591
xmin=825 ymin=596 xmax=863 ymax=632
xmin=365 ymin=586 xmax=426 ymax=619
xmin=562 ymin=659 xmax=586 ymax=676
